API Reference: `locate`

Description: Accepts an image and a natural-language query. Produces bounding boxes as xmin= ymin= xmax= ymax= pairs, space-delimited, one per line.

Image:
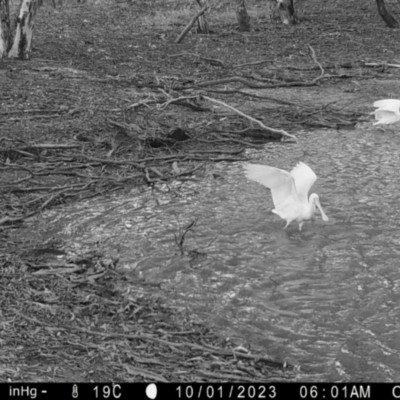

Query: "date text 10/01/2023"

xmin=175 ymin=384 xmax=373 ymax=400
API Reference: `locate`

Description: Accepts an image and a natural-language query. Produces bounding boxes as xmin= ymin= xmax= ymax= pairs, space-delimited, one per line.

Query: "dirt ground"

xmin=1 ymin=0 xmax=400 ymax=382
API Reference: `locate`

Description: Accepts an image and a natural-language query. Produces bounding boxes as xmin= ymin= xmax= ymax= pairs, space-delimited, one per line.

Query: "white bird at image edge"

xmin=372 ymin=99 xmax=400 ymax=125
xmin=243 ymin=162 xmax=329 ymax=231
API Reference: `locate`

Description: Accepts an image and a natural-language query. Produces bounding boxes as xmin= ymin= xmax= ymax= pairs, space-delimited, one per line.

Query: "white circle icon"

xmin=146 ymin=383 xmax=157 ymax=399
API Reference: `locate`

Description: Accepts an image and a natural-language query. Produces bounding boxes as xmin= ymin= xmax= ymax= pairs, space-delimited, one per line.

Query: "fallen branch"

xmin=364 ymin=62 xmax=400 ymax=69
xmin=205 ymin=88 xmax=313 ymax=108
xmin=0 ymin=213 xmax=36 ymax=226
xmin=194 ymin=76 xmax=318 ymax=89
xmin=232 ymin=59 xmax=272 ymax=69
xmin=203 ymin=96 xmax=299 ymax=144
xmin=125 ymin=98 xmax=155 ymax=110
xmin=158 ymin=89 xmax=201 ymax=110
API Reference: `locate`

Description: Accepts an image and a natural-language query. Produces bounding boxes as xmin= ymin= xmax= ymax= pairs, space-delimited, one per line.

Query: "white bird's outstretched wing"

xmin=289 ymin=162 xmax=317 ymax=202
xmin=373 ymin=99 xmax=400 ymax=113
xmin=243 ymin=163 xmax=296 ymax=210
xmin=373 ymin=110 xmax=400 ymax=125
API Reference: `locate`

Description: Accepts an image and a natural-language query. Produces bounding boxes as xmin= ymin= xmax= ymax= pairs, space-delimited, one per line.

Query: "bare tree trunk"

xmin=0 ymin=0 xmax=11 ymax=57
xmin=0 ymin=0 xmax=42 ymax=58
xmin=195 ymin=0 xmax=209 ymax=34
xmin=236 ymin=0 xmax=250 ymax=32
xmin=8 ymin=0 xmax=42 ymax=58
xmin=376 ymin=0 xmax=399 ymax=28
xmin=277 ymin=0 xmax=297 ymax=25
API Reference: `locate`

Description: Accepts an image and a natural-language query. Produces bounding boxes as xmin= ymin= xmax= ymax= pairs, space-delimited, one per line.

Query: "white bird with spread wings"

xmin=243 ymin=162 xmax=329 ymax=231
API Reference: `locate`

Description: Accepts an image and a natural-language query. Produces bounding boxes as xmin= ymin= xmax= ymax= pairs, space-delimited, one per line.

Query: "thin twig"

xmin=232 ymin=59 xmax=273 ymax=69
xmin=158 ymin=90 xmax=200 ymax=110
xmin=308 ymin=45 xmax=324 ymax=77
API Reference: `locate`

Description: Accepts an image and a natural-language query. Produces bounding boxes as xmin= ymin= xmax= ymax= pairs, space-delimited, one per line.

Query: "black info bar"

xmin=1 ymin=382 xmax=398 ymax=400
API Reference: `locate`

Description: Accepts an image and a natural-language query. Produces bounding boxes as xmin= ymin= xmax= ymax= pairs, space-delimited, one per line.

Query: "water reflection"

xmin=24 ymin=124 xmax=400 ymax=381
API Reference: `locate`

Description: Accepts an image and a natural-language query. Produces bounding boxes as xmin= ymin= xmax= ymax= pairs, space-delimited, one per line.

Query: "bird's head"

xmin=309 ymin=193 xmax=329 ymax=222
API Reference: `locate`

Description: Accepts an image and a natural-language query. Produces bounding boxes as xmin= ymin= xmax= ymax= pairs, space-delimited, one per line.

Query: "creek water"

xmin=26 ymin=125 xmax=400 ymax=381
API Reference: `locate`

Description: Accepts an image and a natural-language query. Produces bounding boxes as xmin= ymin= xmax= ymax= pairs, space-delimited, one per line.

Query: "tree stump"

xmin=236 ymin=0 xmax=250 ymax=32
xmin=277 ymin=0 xmax=297 ymax=25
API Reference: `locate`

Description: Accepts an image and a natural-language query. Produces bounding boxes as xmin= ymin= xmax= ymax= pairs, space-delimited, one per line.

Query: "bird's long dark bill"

xmin=315 ymin=199 xmax=329 ymax=222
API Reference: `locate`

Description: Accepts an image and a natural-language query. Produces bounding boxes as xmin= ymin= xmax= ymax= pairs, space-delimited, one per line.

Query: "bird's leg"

xmin=283 ymin=221 xmax=291 ymax=229
xmin=283 ymin=220 xmax=292 ymax=229
xmin=298 ymin=222 xmax=304 ymax=231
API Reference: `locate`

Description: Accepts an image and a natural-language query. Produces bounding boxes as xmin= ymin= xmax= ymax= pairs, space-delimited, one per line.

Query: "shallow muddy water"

xmin=24 ymin=125 xmax=400 ymax=381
